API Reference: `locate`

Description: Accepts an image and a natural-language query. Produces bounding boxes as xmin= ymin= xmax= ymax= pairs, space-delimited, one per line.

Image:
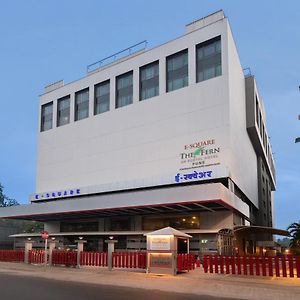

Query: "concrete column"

xmin=48 ymin=240 xmax=58 ymax=266
xmin=104 ymin=218 xmax=111 ymax=231
xmin=75 ymin=240 xmax=87 ymax=268
xmin=89 ymin=84 xmax=94 ymax=117
xmin=98 ymin=218 xmax=105 ymax=231
xmin=105 ymin=239 xmax=118 ymax=271
xmin=110 ymin=76 xmax=116 ymax=110
xmin=159 ymin=57 xmax=166 ymax=95
xmin=188 ymin=44 xmax=196 ymax=85
xmin=134 ymin=215 xmax=142 ymax=231
xmin=24 ymin=240 xmax=34 ymax=264
xmin=133 ymin=67 xmax=139 ymax=103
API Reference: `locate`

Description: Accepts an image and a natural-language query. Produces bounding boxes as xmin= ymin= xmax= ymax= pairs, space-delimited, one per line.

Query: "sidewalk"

xmin=0 ymin=262 xmax=299 ymax=300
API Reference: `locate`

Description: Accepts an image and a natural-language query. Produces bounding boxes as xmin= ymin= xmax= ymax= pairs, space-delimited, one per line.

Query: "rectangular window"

xmin=41 ymin=102 xmax=53 ymax=132
xmin=196 ymin=36 xmax=221 ymax=82
xmin=166 ymin=49 xmax=188 ymax=92
xmin=255 ymin=97 xmax=260 ymax=128
xmin=116 ymin=71 xmax=133 ymax=108
xmin=94 ymin=80 xmax=110 ymax=115
xmin=57 ymin=95 xmax=70 ymax=127
xmin=140 ymin=61 xmax=159 ymax=100
xmin=75 ymin=88 xmax=89 ymax=121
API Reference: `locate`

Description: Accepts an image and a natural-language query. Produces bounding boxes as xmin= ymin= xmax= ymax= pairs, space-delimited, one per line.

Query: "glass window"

xmin=110 ymin=217 xmax=131 ymax=231
xmin=140 ymin=61 xmax=159 ymax=100
xmin=57 ymin=95 xmax=70 ymax=127
xmin=41 ymin=102 xmax=53 ymax=132
xmin=255 ymin=97 xmax=260 ymax=128
xmin=196 ymin=36 xmax=222 ymax=82
xmin=166 ymin=49 xmax=188 ymax=92
xmin=94 ymin=80 xmax=110 ymax=115
xmin=116 ymin=71 xmax=133 ymax=108
xmin=60 ymin=222 xmax=98 ymax=232
xmin=75 ymin=88 xmax=89 ymax=121
xmin=143 ymin=215 xmax=199 ymax=231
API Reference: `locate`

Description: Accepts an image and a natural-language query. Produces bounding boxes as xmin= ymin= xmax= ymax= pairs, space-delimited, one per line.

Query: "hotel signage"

xmin=34 ymin=188 xmax=81 ymax=201
xmin=149 ymin=237 xmax=171 ymax=251
xmin=180 ymin=138 xmax=221 ymax=171
xmin=150 ymin=253 xmax=172 ymax=268
xmin=174 ymin=169 xmax=212 ymax=183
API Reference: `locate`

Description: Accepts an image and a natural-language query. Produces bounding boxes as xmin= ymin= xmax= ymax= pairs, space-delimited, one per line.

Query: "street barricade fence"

xmin=80 ymin=251 xmax=108 ymax=267
xmin=177 ymin=253 xmax=195 ymax=272
xmin=52 ymin=250 xmax=77 ymax=267
xmin=203 ymin=254 xmax=300 ymax=278
xmin=112 ymin=251 xmax=146 ymax=269
xmin=28 ymin=249 xmax=45 ymax=264
xmin=0 ymin=249 xmax=25 ymax=262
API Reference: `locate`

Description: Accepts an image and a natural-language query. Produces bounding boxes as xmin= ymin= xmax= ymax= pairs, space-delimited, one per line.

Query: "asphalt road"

xmin=0 ymin=273 xmax=239 ymax=300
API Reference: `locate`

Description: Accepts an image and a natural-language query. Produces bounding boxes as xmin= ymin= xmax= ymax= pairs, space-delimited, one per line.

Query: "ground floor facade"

xmin=0 ymin=182 xmax=287 ymax=255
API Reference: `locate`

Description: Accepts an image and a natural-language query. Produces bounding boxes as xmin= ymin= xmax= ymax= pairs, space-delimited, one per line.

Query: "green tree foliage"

xmin=23 ymin=221 xmax=44 ymax=233
xmin=287 ymin=221 xmax=300 ymax=255
xmin=0 ymin=183 xmax=19 ymax=207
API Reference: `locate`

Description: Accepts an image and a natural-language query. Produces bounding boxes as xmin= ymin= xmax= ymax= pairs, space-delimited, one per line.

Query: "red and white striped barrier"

xmin=0 ymin=250 xmax=25 ymax=262
xmin=203 ymin=254 xmax=300 ymax=278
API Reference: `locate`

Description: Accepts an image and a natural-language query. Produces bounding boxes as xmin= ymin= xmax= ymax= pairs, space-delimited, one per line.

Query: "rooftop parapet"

xmin=185 ymin=10 xmax=225 ymax=34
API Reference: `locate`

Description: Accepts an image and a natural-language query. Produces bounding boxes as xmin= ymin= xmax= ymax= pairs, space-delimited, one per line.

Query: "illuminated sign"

xmin=150 ymin=253 xmax=172 ymax=268
xmin=149 ymin=237 xmax=171 ymax=251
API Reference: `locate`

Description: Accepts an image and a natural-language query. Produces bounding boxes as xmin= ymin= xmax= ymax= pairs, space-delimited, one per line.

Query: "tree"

xmin=287 ymin=221 xmax=300 ymax=255
xmin=0 ymin=183 xmax=19 ymax=207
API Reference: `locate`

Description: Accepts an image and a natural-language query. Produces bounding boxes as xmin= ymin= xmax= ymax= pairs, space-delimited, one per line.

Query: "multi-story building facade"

xmin=0 ymin=10 xmax=279 ymax=254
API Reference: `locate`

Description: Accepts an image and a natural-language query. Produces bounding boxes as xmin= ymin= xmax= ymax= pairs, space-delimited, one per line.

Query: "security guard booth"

xmin=145 ymin=226 xmax=192 ymax=275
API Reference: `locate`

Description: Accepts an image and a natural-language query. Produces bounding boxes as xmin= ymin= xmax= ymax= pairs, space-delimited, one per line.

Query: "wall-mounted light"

xmin=109 ymin=236 xmax=114 ymax=240
xmin=78 ymin=236 xmax=83 ymax=240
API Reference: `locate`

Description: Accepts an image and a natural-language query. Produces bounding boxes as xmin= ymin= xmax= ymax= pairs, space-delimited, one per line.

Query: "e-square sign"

xmin=180 ymin=138 xmax=221 ymax=171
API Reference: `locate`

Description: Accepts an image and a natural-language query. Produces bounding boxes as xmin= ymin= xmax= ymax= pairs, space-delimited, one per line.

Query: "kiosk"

xmin=145 ymin=227 xmax=192 ymax=275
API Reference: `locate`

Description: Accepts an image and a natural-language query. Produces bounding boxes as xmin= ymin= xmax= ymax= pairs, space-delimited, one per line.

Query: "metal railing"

xmin=87 ymin=40 xmax=147 ymax=73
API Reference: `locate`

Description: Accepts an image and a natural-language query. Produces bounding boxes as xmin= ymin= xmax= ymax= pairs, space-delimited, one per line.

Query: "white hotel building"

xmin=0 ymin=11 xmax=280 ymax=254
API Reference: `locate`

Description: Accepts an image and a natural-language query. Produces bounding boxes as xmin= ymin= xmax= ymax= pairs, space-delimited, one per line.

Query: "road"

xmin=0 ymin=273 xmax=238 ymax=300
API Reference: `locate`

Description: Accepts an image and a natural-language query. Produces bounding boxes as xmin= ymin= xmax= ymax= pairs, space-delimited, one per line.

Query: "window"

xmin=140 ymin=61 xmax=159 ymax=100
xmin=110 ymin=217 xmax=131 ymax=231
xmin=75 ymin=88 xmax=89 ymax=121
xmin=255 ymin=97 xmax=260 ymax=128
xmin=57 ymin=95 xmax=70 ymax=127
xmin=196 ymin=36 xmax=221 ymax=82
xmin=60 ymin=222 xmax=98 ymax=232
xmin=116 ymin=71 xmax=133 ymax=108
xmin=94 ymin=80 xmax=110 ymax=115
xmin=41 ymin=102 xmax=53 ymax=132
xmin=166 ymin=49 xmax=188 ymax=92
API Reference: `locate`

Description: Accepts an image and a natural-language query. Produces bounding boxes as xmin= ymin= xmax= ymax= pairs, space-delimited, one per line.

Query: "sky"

xmin=0 ymin=0 xmax=299 ymax=230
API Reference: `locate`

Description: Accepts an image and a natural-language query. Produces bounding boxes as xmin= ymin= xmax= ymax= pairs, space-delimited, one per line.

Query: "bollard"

xmin=24 ymin=240 xmax=34 ymax=264
xmin=105 ymin=239 xmax=118 ymax=271
xmin=75 ymin=239 xmax=87 ymax=268
xmin=48 ymin=239 xmax=58 ymax=266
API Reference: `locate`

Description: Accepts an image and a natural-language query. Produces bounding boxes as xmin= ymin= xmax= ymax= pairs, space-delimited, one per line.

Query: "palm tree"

xmin=287 ymin=221 xmax=300 ymax=255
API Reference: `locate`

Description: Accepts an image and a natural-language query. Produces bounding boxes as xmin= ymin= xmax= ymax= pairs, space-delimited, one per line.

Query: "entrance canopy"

xmin=0 ymin=183 xmax=249 ymax=222
xmin=234 ymin=225 xmax=289 ymax=236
